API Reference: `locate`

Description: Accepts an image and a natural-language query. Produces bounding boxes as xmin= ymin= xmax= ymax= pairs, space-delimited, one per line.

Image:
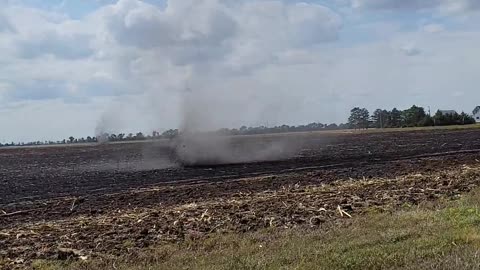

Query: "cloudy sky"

xmin=1 ymin=0 xmax=480 ymax=142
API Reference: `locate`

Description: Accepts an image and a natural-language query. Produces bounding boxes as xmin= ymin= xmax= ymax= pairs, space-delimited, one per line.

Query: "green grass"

xmin=31 ymin=190 xmax=480 ymax=270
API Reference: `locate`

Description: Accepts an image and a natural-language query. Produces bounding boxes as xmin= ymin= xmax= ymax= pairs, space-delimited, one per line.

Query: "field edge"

xmin=28 ymin=189 xmax=480 ymax=270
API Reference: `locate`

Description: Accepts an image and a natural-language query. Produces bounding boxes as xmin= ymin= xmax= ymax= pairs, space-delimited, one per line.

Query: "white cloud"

xmin=0 ymin=12 xmax=14 ymax=33
xmin=95 ymin=0 xmax=341 ymax=71
xmin=422 ymin=23 xmax=445 ymax=33
xmin=1 ymin=0 xmax=480 ymax=142
xmin=400 ymin=43 xmax=422 ymax=56
xmin=16 ymin=31 xmax=94 ymax=59
xmin=352 ymin=0 xmax=441 ymax=10
xmin=441 ymin=0 xmax=480 ymax=14
xmin=0 ymin=0 xmax=345 ymax=141
xmin=352 ymin=0 xmax=480 ymax=13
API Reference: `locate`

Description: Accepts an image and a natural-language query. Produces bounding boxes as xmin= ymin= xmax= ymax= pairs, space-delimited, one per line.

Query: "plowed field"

xmin=2 ymin=128 xmax=480 ymax=268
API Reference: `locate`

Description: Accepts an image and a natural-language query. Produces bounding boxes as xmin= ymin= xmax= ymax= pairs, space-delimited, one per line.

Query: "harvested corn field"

xmin=1 ymin=128 xmax=480 ymax=268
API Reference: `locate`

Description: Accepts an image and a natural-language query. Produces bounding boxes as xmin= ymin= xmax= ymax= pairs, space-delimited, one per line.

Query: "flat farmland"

xmin=2 ymin=128 xmax=480 ymax=268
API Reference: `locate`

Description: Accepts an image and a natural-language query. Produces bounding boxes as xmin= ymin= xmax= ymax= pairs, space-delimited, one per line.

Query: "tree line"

xmin=0 ymin=122 xmax=347 ymax=147
xmin=348 ymin=105 xmax=476 ymax=129
xmin=1 ymin=105 xmax=477 ymax=147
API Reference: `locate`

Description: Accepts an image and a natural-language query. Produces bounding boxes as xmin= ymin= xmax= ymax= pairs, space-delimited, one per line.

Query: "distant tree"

xmin=348 ymin=107 xmax=370 ymax=129
xmin=420 ymin=115 xmax=434 ymax=127
xmin=135 ymin=132 xmax=145 ymax=140
xmin=359 ymin=109 xmax=370 ymax=128
xmin=306 ymin=122 xmax=324 ymax=130
xmin=217 ymin=128 xmax=231 ymax=135
xmin=360 ymin=108 xmax=370 ymax=129
xmin=162 ymin=129 xmax=179 ymax=139
xmin=433 ymin=110 xmax=475 ymax=126
xmin=325 ymin=123 xmax=338 ymax=129
xmin=68 ymin=136 xmax=75 ymax=143
xmin=338 ymin=123 xmax=349 ymax=129
xmin=117 ymin=133 xmax=125 ymax=141
xmin=348 ymin=107 xmax=362 ymax=129
xmin=389 ymin=108 xmax=402 ymax=128
xmin=372 ymin=109 xmax=389 ymax=128
xmin=434 ymin=110 xmax=449 ymax=126
xmin=460 ymin=112 xmax=476 ymax=125
xmin=402 ymin=105 xmax=427 ymax=127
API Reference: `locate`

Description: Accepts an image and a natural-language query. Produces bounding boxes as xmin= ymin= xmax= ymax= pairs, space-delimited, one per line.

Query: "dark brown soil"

xmin=1 ymin=128 xmax=480 ymax=268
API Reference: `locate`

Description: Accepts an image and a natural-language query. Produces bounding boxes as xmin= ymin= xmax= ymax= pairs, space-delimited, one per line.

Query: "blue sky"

xmin=12 ymin=0 xmax=107 ymax=17
xmin=1 ymin=0 xmax=480 ymax=142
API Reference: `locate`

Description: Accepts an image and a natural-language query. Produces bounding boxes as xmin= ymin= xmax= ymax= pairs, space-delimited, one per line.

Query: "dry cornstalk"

xmin=264 ymin=217 xmax=275 ymax=227
xmin=337 ymin=205 xmax=352 ymax=218
xmin=137 ymin=215 xmax=150 ymax=223
xmin=0 ymin=210 xmax=32 ymax=217
xmin=70 ymin=198 xmax=77 ymax=212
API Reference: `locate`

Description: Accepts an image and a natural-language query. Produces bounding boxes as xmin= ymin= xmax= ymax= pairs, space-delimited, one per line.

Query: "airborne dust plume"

xmin=169 ymin=82 xmax=305 ymax=166
xmin=93 ymin=1 xmax=334 ymax=167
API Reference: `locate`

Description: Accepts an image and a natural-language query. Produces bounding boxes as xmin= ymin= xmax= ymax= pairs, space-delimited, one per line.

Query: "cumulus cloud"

xmin=352 ymin=0 xmax=441 ymax=10
xmin=1 ymin=5 xmax=95 ymax=60
xmin=0 ymin=12 xmax=15 ymax=33
xmin=442 ymin=0 xmax=480 ymax=14
xmin=400 ymin=43 xmax=421 ymax=56
xmin=222 ymin=1 xmax=341 ymax=72
xmin=1 ymin=0 xmax=346 ymax=140
xmin=1 ymin=0 xmax=480 ymax=142
xmin=16 ymin=31 xmax=94 ymax=59
xmin=352 ymin=0 xmax=480 ymax=13
xmin=96 ymin=0 xmax=341 ymax=71
xmin=89 ymin=0 xmax=344 ymax=135
xmin=423 ymin=23 xmax=444 ymax=33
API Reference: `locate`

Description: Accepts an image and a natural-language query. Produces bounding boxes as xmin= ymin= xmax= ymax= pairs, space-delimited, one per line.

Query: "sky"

xmin=1 ymin=0 xmax=480 ymax=142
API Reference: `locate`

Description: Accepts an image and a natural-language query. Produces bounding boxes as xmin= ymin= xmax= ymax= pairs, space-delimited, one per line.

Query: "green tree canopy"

xmin=349 ymin=107 xmax=370 ymax=129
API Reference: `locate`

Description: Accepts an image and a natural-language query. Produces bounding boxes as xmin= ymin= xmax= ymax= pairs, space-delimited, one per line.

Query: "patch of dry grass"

xmin=29 ymin=189 xmax=480 ymax=270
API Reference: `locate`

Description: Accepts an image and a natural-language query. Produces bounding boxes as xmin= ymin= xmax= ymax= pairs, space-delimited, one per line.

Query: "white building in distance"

xmin=473 ymin=106 xmax=480 ymax=122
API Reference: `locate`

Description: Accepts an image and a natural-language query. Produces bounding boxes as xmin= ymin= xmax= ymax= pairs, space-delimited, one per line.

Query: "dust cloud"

xmin=173 ymin=132 xmax=303 ymax=166
xmin=171 ymin=87 xmax=304 ymax=166
xmin=92 ymin=0 xmax=320 ymax=167
xmin=94 ymin=84 xmax=305 ymax=167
